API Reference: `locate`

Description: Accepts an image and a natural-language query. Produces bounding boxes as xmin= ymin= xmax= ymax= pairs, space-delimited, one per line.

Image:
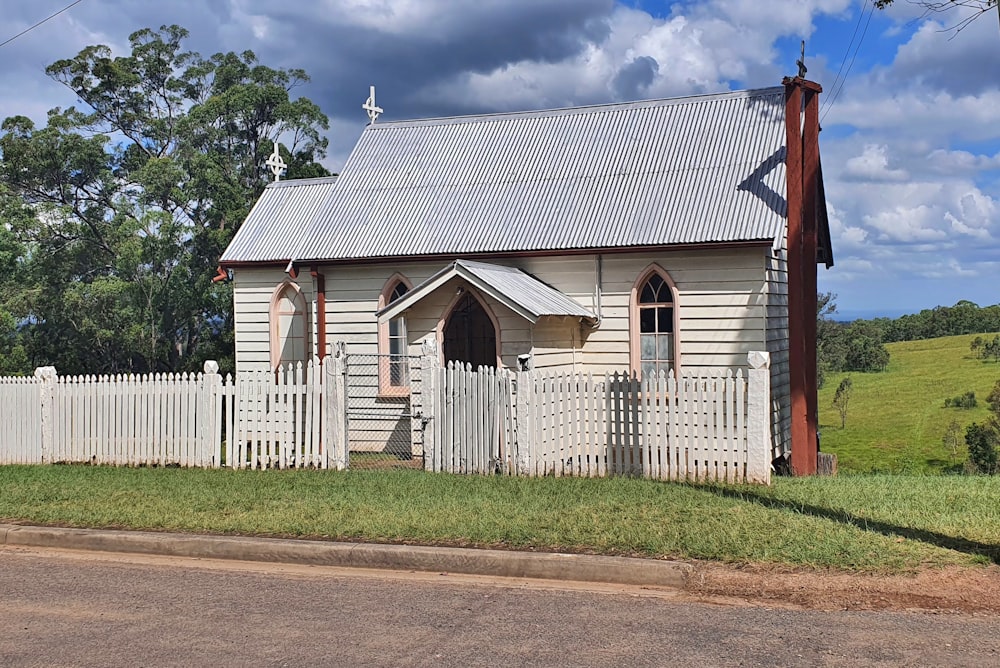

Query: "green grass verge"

xmin=819 ymin=333 xmax=1000 ymax=473
xmin=1 ymin=465 xmax=997 ymax=572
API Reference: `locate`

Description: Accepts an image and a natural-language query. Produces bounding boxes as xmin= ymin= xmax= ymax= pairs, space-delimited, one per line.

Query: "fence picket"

xmin=1 ymin=355 xmax=763 ymax=484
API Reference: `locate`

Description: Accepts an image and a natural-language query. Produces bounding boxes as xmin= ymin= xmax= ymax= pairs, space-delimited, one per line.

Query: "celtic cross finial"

xmin=363 ymin=85 xmax=383 ymax=124
xmin=266 ymin=143 xmax=287 ymax=182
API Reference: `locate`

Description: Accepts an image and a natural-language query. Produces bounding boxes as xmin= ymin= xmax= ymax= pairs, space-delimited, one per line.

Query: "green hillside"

xmin=817 ymin=333 xmax=1000 ymax=473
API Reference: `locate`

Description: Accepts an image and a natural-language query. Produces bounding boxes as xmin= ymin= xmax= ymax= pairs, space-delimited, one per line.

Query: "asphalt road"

xmin=1 ymin=546 xmax=998 ymax=667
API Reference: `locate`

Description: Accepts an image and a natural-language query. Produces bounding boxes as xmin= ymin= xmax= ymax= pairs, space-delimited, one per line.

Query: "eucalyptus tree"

xmin=0 ymin=25 xmax=329 ymax=374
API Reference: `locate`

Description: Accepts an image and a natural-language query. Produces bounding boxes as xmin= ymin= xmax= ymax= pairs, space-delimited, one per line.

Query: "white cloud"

xmin=1 ymin=0 xmax=998 ymax=314
xmin=843 ymin=144 xmax=909 ymax=182
xmin=864 ymin=204 xmax=949 ymax=243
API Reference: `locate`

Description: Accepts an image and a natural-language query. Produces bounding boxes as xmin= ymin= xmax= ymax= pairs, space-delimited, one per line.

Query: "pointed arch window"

xmin=630 ymin=267 xmax=679 ymax=377
xmin=270 ymin=282 xmax=310 ymax=371
xmin=378 ymin=275 xmax=413 ymax=396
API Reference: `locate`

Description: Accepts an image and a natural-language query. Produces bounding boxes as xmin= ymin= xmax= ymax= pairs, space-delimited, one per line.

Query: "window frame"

xmin=629 ymin=264 xmax=680 ymax=377
xmin=378 ymin=274 xmax=414 ymax=397
xmin=269 ymin=280 xmax=310 ymax=372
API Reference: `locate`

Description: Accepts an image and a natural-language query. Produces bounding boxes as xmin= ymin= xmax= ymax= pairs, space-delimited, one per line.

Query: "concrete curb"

xmin=0 ymin=524 xmax=692 ymax=588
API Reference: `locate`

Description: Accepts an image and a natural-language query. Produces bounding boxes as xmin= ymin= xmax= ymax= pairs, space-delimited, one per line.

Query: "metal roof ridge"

xmin=366 ymin=86 xmax=785 ymax=129
xmin=454 ymin=259 xmax=522 ymax=273
xmin=264 ymin=175 xmax=339 ymax=189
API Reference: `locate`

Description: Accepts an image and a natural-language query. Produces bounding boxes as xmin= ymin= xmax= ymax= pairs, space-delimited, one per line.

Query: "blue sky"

xmin=1 ymin=0 xmax=998 ymax=319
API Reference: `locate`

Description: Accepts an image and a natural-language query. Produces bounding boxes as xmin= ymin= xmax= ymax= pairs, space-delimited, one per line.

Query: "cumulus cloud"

xmin=1 ymin=0 xmax=998 ymax=312
xmin=611 ymin=55 xmax=659 ymax=99
xmin=843 ymin=144 xmax=909 ymax=182
xmin=888 ymin=12 xmax=1000 ymax=97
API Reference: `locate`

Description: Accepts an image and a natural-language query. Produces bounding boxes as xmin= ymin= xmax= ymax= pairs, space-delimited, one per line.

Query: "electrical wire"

xmin=0 ymin=0 xmax=87 ymax=50
xmin=820 ymin=0 xmax=870 ymax=118
xmin=821 ymin=1 xmax=876 ymax=124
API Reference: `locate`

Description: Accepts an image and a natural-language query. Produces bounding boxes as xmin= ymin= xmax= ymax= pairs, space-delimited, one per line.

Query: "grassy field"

xmin=1 ymin=465 xmax=997 ymax=573
xmin=818 ymin=333 xmax=1000 ymax=473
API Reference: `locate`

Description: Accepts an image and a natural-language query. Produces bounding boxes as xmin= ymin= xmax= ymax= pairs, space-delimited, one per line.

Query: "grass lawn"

xmin=818 ymin=333 xmax=1000 ymax=473
xmin=1 ymin=465 xmax=997 ymax=573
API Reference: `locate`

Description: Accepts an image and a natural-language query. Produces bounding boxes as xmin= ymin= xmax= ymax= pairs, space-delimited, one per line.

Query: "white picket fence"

xmin=226 ymin=365 xmax=327 ymax=469
xmin=424 ymin=364 xmax=516 ymax=475
xmin=0 ymin=376 xmax=43 ymax=464
xmin=421 ymin=352 xmax=772 ymax=484
xmin=0 ymin=360 xmax=332 ymax=469
xmin=2 ymin=347 xmax=771 ymax=484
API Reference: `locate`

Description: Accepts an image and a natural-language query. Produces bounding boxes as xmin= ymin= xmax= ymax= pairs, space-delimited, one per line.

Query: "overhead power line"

xmin=0 ymin=0 xmax=87 ymax=50
xmin=821 ymin=0 xmax=870 ymax=119
xmin=821 ymin=1 xmax=876 ymax=124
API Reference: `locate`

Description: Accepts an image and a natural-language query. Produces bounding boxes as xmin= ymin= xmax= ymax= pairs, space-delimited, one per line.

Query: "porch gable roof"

xmin=376 ymin=259 xmax=597 ymax=325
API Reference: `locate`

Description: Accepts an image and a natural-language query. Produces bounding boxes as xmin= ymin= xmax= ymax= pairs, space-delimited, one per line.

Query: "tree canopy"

xmin=0 ymin=25 xmax=329 ymax=375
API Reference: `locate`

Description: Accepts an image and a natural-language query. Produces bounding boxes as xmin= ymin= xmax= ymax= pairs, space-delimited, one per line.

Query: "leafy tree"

xmin=0 ymin=187 xmax=32 ymax=374
xmin=985 ymin=336 xmax=1000 ymax=363
xmin=964 ymin=383 xmax=1000 ymax=474
xmin=833 ymin=376 xmax=853 ymax=429
xmin=942 ymin=419 xmax=963 ymax=464
xmin=965 ymin=421 xmax=999 ymax=474
xmin=944 ymin=390 xmax=977 ymax=409
xmin=844 ymin=335 xmax=890 ymax=372
xmin=971 ymin=336 xmax=985 ymax=358
xmin=0 ymin=26 xmax=329 ymax=375
xmin=987 ymin=379 xmax=1000 ymax=416
xmin=816 ymin=292 xmax=846 ymax=387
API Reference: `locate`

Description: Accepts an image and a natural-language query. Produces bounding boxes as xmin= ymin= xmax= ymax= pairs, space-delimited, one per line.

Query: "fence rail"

xmin=0 ymin=360 xmax=333 ymax=469
xmin=420 ymin=351 xmax=772 ymax=484
xmin=2 ymin=347 xmax=773 ymax=485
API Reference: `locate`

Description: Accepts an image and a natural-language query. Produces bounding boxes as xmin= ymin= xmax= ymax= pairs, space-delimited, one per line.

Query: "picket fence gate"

xmin=0 ymin=360 xmax=334 ymax=469
xmin=420 ymin=351 xmax=772 ymax=484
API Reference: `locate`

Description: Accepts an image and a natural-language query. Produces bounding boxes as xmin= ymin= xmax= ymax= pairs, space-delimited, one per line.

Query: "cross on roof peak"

xmin=265 ymin=143 xmax=287 ymax=182
xmin=363 ymin=85 xmax=383 ymax=124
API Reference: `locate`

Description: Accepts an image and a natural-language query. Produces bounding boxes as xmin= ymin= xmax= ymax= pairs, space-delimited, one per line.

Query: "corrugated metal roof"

xmin=220 ymin=176 xmax=338 ymax=263
xmin=223 ymin=87 xmax=791 ymax=265
xmin=378 ymin=260 xmax=596 ymax=324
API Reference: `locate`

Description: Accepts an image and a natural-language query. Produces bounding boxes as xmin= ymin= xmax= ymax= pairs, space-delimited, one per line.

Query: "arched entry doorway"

xmin=443 ymin=292 xmax=497 ymax=369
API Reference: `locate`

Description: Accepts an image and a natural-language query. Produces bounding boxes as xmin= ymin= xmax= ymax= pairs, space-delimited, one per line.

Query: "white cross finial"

xmin=265 ymin=143 xmax=287 ymax=182
xmin=363 ymin=85 xmax=383 ymax=124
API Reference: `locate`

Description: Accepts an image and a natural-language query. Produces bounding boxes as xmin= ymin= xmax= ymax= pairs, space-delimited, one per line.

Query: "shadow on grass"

xmin=703 ymin=485 xmax=1000 ymax=565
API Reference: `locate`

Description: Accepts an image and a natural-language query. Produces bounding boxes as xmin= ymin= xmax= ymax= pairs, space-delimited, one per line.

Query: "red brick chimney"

xmin=783 ymin=76 xmax=822 ymax=476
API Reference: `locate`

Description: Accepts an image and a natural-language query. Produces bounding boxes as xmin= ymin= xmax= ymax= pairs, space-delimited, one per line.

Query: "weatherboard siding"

xmin=234 ymin=248 xmax=771 ymax=375
xmin=766 ymin=245 xmax=791 ymax=457
xmin=233 ymin=268 xmax=317 ymax=372
xmin=232 ymin=249 xmax=775 ymax=458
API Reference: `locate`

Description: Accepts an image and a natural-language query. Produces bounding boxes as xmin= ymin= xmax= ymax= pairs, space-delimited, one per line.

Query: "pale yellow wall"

xmin=514 ymin=249 xmax=769 ymax=373
xmin=766 ymin=244 xmax=791 ymax=456
xmin=232 ymin=248 xmax=773 ymax=376
xmin=232 ymin=248 xmax=783 ymax=456
xmin=233 ymin=267 xmax=316 ymax=372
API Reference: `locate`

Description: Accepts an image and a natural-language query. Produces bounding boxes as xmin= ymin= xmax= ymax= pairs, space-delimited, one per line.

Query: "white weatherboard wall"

xmin=232 ymin=248 xmax=776 ymax=456
xmin=765 ymin=245 xmax=791 ymax=457
xmin=233 ymin=268 xmax=317 ymax=372
xmin=232 ymin=248 xmax=772 ymax=376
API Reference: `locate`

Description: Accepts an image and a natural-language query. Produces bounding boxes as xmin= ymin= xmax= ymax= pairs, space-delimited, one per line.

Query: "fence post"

xmin=514 ymin=370 xmax=534 ymax=475
xmin=746 ymin=351 xmax=772 ymax=484
xmin=34 ymin=366 xmax=57 ymax=464
xmin=325 ymin=341 xmax=348 ymax=470
xmin=202 ymin=361 xmax=222 ymax=467
xmin=419 ymin=337 xmax=439 ymax=472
